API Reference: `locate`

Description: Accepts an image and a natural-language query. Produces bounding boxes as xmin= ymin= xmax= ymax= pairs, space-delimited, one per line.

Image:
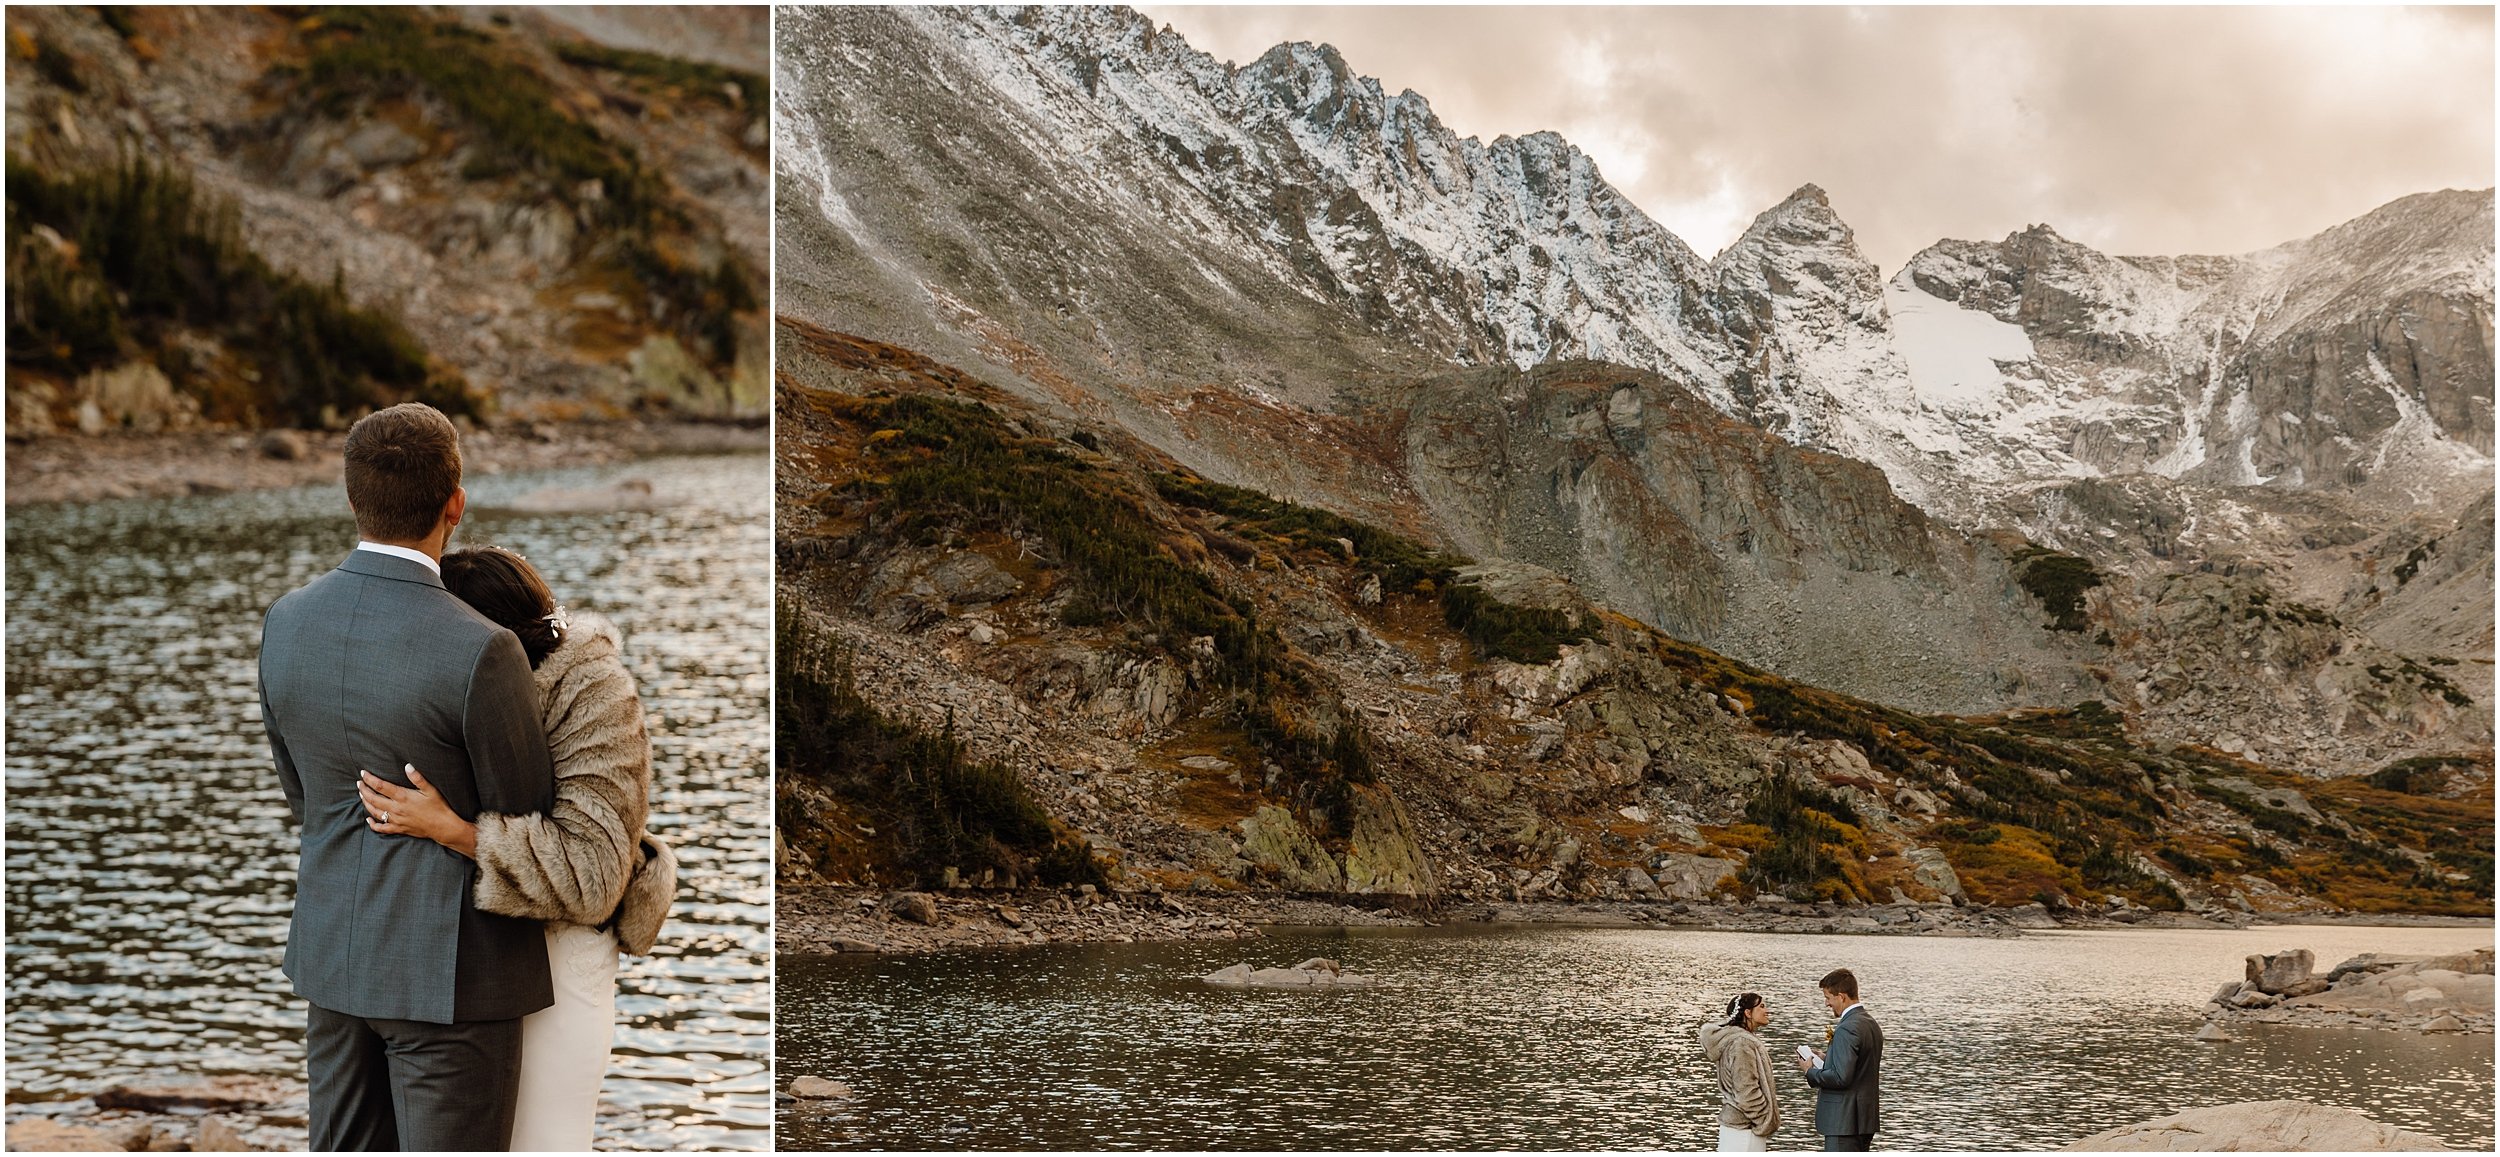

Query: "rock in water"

xmin=501 ymin=478 xmax=672 ymax=513
xmin=2063 ymin=1100 xmax=2449 ymax=1150
xmin=1202 ymin=960 xmax=1372 ymax=989
xmin=2246 ymin=949 xmax=2315 ymax=994
xmin=94 ymin=1076 xmax=289 ymax=1113
xmin=786 ymin=1076 xmax=853 ymax=1100
xmin=2422 ymin=1013 xmax=2466 ymax=1033
xmin=2191 ymin=1023 xmax=2231 ymax=1043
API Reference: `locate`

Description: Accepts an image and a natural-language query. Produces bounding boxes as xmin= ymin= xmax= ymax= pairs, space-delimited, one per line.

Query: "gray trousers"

xmin=306 ymin=1004 xmax=523 ymax=1152
xmin=1824 ymin=1134 xmax=1875 ymax=1151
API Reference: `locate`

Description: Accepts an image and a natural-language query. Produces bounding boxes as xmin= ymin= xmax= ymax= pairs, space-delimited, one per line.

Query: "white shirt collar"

xmin=355 ymin=541 xmax=441 ymax=576
xmin=1839 ymin=1002 xmax=1863 ymax=1021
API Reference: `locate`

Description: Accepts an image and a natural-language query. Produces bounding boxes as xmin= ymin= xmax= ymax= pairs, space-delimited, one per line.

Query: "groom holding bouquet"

xmin=1796 ymin=967 xmax=1884 ymax=1151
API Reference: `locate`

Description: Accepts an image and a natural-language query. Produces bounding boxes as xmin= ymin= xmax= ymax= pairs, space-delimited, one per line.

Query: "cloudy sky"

xmin=1138 ymin=5 xmax=2493 ymax=273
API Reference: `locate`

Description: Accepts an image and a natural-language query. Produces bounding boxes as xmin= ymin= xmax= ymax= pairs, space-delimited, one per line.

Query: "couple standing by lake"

xmin=1701 ymin=968 xmax=1885 ymax=1151
xmin=257 ymin=403 xmax=678 ymax=1150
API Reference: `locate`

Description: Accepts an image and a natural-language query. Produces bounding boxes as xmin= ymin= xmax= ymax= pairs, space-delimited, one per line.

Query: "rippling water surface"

xmin=779 ymin=922 xmax=2493 ymax=1151
xmin=6 ymin=453 xmax=770 ymax=1151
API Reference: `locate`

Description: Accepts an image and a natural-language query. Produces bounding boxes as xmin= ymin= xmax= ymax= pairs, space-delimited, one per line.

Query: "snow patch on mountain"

xmin=1883 ymin=285 xmax=2035 ymax=407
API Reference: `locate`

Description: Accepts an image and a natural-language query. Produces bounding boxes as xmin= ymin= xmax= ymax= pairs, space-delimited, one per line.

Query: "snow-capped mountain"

xmin=779 ymin=4 xmax=2489 ymax=529
xmin=775 ymin=4 xmax=2493 ymax=765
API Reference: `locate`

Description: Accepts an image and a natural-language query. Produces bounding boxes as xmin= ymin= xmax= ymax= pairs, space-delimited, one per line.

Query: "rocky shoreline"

xmin=4 ymin=420 xmax=766 ymax=506
xmin=2201 ymin=946 xmax=2495 ymax=1035
xmin=772 ymin=884 xmax=2437 ymax=957
xmin=4 ymin=1075 xmax=663 ymax=1152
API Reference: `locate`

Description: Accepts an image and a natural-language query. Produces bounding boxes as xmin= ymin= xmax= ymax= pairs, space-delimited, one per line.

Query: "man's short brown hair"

xmin=1819 ymin=968 xmax=1858 ymax=999
xmin=343 ymin=403 xmax=461 ymax=542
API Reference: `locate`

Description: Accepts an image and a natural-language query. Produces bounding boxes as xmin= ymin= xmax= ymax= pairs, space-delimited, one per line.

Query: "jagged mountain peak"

xmin=1711 ymin=182 xmax=1882 ymax=309
xmin=777 ymin=3 xmax=2494 ymax=774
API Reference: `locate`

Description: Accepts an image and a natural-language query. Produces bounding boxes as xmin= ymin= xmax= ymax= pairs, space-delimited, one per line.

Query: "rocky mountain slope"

xmin=774 ymin=6 xmax=2488 ymax=526
xmin=775 ymin=321 xmax=2493 ymax=918
xmin=6 ymin=5 xmax=767 ymax=435
xmin=774 ymin=4 xmax=2491 ymax=770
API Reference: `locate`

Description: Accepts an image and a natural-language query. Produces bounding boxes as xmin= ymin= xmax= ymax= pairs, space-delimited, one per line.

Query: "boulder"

xmin=2297 ymin=964 xmax=2494 ymax=1020
xmin=95 ymin=1076 xmax=289 ymax=1113
xmin=5 ymin=1118 xmax=144 ymax=1152
xmin=924 ymin=551 xmax=1021 ymax=606
xmin=1619 ymin=866 xmax=1666 ymax=900
xmin=1237 ymin=806 xmax=1345 ymax=893
xmin=2417 ymin=947 xmax=2494 ymax=976
xmin=2327 ymin=953 xmax=2425 ymax=984
xmin=785 ymin=1076 xmax=853 ymax=1100
xmin=75 ymin=362 xmax=197 ymax=433
xmin=2245 ymin=949 xmax=2314 ymax=994
xmin=2062 ymin=1099 xmax=2448 ymax=1150
xmin=1341 ymin=785 xmax=1434 ymax=895
xmin=1904 ymin=847 xmax=1966 ymax=900
xmin=193 ymin=1117 xmax=254 ymax=1152
xmin=2191 ymin=1023 xmax=2232 ymax=1043
xmin=2422 ymin=1013 xmax=2465 ymax=1033
xmin=1650 ymin=853 xmax=1739 ymax=901
xmin=883 ymin=892 xmax=939 ymax=925
xmin=1204 ymin=959 xmax=1372 ymax=989
xmin=254 ymin=430 xmax=308 ymax=461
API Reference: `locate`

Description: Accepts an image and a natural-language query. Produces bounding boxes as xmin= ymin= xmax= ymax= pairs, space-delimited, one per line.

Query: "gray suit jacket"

xmin=260 ymin=550 xmax=556 ymax=1024
xmin=1805 ymin=1006 xmax=1883 ymax=1137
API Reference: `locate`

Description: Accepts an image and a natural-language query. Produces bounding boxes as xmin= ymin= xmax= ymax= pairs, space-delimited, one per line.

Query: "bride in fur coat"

xmin=356 ymin=545 xmax=677 ymax=1152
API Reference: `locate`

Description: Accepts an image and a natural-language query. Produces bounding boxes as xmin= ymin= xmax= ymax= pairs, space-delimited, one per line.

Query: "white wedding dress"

xmin=1717 ymin=1124 xmax=1769 ymax=1151
xmin=509 ymin=922 xmax=620 ymax=1151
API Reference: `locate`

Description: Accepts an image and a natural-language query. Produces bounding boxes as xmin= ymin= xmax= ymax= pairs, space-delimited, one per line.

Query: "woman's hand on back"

xmin=359 ymin=765 xmax=480 ymax=858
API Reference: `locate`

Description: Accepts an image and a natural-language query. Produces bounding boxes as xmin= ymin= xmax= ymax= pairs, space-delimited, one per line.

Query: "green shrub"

xmin=776 ymin=597 xmax=1089 ymax=887
xmin=2010 ymin=547 xmax=2103 ymax=632
xmin=553 ymin=41 xmax=766 ymax=114
xmin=2368 ymin=755 xmax=2474 ymax=794
xmin=1441 ymin=582 xmax=1588 ymax=664
xmin=2155 ymin=843 xmax=2211 ymax=878
xmin=300 ymin=7 xmax=666 ymax=230
xmin=1152 ymin=473 xmax=1459 ymax=592
xmin=846 ymin=395 xmax=1376 ymax=827
xmin=1034 ymin=837 xmax=1111 ymax=889
xmin=5 ymin=151 xmax=460 ymax=425
xmin=296 ymin=8 xmax=756 ymax=376
xmin=1737 ymin=778 xmax=1864 ymax=901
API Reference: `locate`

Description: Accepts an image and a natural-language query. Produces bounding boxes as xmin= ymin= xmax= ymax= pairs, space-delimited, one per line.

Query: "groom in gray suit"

xmin=1798 ymin=967 xmax=1883 ymax=1150
xmin=259 ymin=403 xmax=555 ymax=1150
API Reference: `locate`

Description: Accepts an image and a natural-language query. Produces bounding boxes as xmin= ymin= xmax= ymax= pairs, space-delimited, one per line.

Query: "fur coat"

xmin=472 ymin=611 xmax=676 ymax=954
xmin=1700 ymin=1021 xmax=1781 ymax=1137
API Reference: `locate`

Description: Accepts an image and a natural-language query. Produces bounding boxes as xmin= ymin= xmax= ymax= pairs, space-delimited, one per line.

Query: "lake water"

xmin=777 ymin=921 xmax=2494 ymax=1151
xmin=4 ymin=452 xmax=771 ymax=1151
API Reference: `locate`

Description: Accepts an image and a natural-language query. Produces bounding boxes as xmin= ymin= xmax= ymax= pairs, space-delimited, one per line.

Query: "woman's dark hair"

xmin=1722 ymin=991 xmax=1763 ymax=1028
xmin=441 ymin=546 xmax=563 ymax=668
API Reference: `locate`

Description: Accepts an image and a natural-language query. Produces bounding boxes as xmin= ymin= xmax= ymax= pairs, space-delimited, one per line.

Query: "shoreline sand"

xmin=5 ymin=420 xmax=767 ymax=506
xmin=776 ymin=883 xmax=2492 ymax=958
